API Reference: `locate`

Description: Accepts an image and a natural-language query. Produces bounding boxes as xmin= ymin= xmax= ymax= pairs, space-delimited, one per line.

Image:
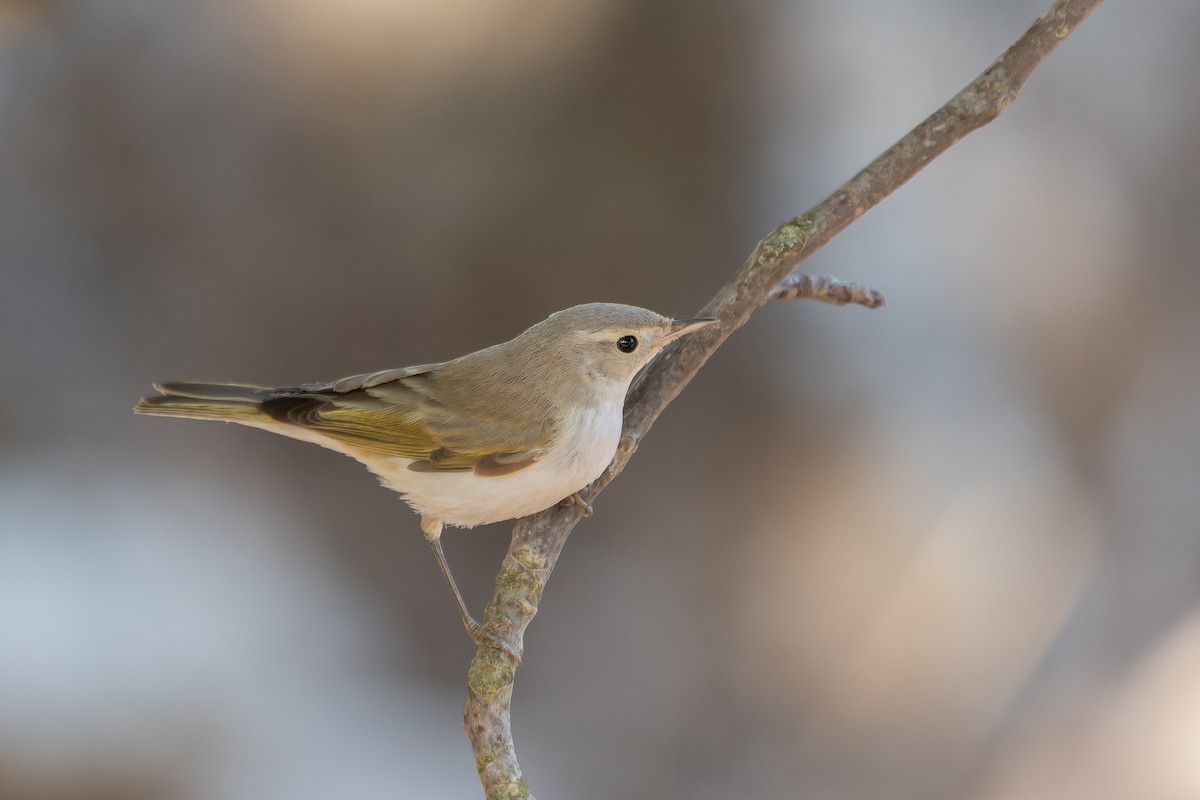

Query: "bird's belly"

xmin=368 ymin=406 xmax=622 ymax=528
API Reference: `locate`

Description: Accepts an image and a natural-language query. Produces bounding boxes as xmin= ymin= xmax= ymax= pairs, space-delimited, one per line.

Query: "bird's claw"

xmin=562 ymin=492 xmax=593 ymax=517
xmin=467 ymin=620 xmax=522 ymax=665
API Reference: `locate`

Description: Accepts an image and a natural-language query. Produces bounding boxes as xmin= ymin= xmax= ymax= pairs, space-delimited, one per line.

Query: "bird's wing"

xmin=321 ymin=364 xmax=446 ymax=393
xmin=262 ymin=366 xmax=549 ymax=475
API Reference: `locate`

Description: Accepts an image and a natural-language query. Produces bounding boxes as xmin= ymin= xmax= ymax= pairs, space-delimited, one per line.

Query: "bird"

xmin=136 ymin=303 xmax=717 ymax=658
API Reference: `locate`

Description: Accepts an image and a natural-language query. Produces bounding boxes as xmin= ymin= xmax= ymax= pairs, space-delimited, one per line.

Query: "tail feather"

xmin=135 ymin=381 xmax=271 ymax=422
xmin=152 ymin=381 xmax=272 ymax=401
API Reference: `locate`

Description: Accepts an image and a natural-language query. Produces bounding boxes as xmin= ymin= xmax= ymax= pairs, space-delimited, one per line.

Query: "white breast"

xmin=365 ymin=402 xmax=624 ymax=529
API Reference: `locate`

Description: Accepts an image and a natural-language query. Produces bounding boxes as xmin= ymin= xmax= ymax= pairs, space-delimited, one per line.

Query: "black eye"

xmin=616 ymin=335 xmax=638 ymax=353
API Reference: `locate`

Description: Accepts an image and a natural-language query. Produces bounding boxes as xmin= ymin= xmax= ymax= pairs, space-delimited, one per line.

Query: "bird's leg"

xmin=561 ymin=492 xmax=593 ymax=517
xmin=421 ymin=517 xmax=521 ymax=664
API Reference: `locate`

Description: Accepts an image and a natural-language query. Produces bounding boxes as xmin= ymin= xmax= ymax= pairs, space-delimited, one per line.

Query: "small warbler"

xmin=136 ymin=303 xmax=717 ymax=657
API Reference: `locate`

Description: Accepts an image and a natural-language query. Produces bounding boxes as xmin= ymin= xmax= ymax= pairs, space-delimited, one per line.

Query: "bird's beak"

xmin=662 ymin=317 xmax=719 ymax=344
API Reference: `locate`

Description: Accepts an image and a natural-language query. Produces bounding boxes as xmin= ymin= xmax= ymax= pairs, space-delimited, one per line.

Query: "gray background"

xmin=2 ymin=1 xmax=1199 ymax=798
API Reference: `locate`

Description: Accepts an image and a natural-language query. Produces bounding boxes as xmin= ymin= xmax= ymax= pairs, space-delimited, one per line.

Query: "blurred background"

xmin=2 ymin=0 xmax=1198 ymax=798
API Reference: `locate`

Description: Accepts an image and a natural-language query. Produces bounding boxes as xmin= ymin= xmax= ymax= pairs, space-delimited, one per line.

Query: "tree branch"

xmin=461 ymin=1 xmax=1103 ymax=797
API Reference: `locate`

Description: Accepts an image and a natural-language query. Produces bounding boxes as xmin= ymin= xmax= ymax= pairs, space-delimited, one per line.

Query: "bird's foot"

xmin=562 ymin=492 xmax=593 ymax=517
xmin=467 ymin=619 xmax=522 ymax=666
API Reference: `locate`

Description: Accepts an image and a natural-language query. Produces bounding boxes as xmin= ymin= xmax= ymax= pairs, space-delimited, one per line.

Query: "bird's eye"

xmin=616 ymin=335 xmax=638 ymax=353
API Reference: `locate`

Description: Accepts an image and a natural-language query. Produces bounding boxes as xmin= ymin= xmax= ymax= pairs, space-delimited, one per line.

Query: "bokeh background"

xmin=2 ymin=1 xmax=1198 ymax=798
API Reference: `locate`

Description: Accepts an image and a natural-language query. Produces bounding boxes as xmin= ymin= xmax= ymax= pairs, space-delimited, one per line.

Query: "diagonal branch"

xmin=461 ymin=1 xmax=1104 ymax=797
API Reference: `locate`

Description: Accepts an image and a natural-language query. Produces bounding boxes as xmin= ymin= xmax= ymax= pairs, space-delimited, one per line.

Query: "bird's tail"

xmin=134 ymin=381 xmax=273 ymax=422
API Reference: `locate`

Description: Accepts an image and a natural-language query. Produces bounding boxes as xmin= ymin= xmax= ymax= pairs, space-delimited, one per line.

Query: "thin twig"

xmin=462 ymin=2 xmax=1104 ymax=797
xmin=770 ymin=274 xmax=885 ymax=308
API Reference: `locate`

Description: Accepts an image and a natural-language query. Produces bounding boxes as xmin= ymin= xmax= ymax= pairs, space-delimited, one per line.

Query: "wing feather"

xmin=262 ymin=366 xmax=550 ymax=475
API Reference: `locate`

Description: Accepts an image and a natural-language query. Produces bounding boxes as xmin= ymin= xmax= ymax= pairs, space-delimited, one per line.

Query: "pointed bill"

xmin=662 ymin=317 xmax=718 ymax=344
